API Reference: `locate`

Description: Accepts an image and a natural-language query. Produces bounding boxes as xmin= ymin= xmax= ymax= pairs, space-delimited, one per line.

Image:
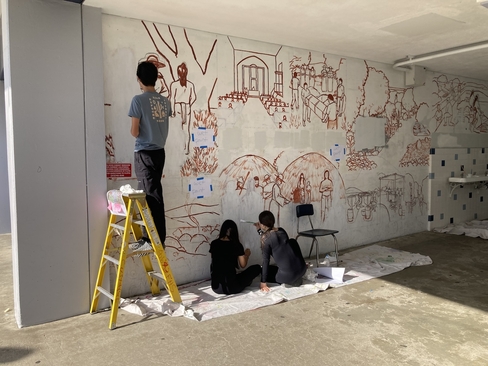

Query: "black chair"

xmin=296 ymin=204 xmax=339 ymax=267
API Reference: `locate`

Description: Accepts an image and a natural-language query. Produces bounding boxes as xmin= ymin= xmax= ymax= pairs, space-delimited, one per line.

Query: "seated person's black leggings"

xmin=266 ymin=265 xmax=303 ymax=287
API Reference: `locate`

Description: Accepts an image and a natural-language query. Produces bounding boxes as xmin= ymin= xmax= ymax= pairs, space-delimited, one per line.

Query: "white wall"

xmin=0 ymin=79 xmax=10 ymax=234
xmin=2 ymin=0 xmax=106 ymax=327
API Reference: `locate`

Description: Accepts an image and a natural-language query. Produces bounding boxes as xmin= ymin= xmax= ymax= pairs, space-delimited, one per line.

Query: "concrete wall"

xmin=101 ymin=14 xmax=488 ymax=295
xmin=2 ymin=0 xmax=106 ymax=327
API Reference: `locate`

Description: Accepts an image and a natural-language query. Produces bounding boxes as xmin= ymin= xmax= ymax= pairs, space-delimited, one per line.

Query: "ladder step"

xmin=110 ymin=222 xmax=145 ymax=232
xmin=148 ymin=271 xmax=165 ymax=281
xmin=97 ymin=286 xmax=114 ymax=301
xmin=110 ymin=223 xmax=125 ymax=231
xmin=104 ymin=254 xmax=119 ymax=266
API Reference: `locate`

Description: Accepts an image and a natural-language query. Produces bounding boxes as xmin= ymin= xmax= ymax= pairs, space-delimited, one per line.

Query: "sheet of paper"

xmin=313 ymin=267 xmax=345 ymax=284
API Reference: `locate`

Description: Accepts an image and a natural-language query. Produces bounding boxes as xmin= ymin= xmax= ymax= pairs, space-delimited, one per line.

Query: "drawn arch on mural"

xmin=236 ymin=56 xmax=269 ymax=97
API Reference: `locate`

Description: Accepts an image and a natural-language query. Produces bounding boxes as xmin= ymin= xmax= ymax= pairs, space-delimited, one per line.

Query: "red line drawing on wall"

xmin=164 ymin=202 xmax=220 ymax=259
xmin=399 ymin=137 xmax=431 ymax=167
xmin=215 ymin=38 xmax=289 ymax=126
xmin=184 ymin=29 xmax=217 ymax=76
xmin=346 ymin=62 xmax=428 ymax=170
xmin=105 ymin=134 xmax=115 ymax=162
xmin=180 ymin=110 xmax=219 ymax=177
xmin=288 ymin=54 xmax=345 ymax=129
xmin=345 ymin=173 xmax=427 ymax=223
xmin=432 ymin=75 xmax=488 ymax=133
xmin=142 ymin=21 xmax=218 ymax=156
xmin=170 ymin=62 xmax=197 ymax=155
xmin=220 ymin=152 xmax=346 ymax=224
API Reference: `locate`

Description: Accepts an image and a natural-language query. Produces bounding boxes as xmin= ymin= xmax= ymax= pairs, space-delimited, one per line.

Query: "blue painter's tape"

xmin=200 ymin=145 xmax=208 ymax=149
xmin=191 ymin=134 xmax=195 ymax=142
xmin=213 ymin=136 xmax=216 ymax=141
xmin=330 ymin=149 xmax=332 ymax=155
xmin=210 ymin=185 xmax=213 ymax=191
xmin=197 ymin=195 xmax=204 ymax=199
xmin=197 ymin=177 xmax=204 ymax=180
xmin=188 ymin=184 xmax=191 ymax=191
xmin=198 ymin=127 xmax=205 ymax=130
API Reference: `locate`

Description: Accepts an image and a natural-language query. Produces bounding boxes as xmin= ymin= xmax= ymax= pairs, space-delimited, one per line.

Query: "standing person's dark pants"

xmin=134 ymin=148 xmax=166 ymax=246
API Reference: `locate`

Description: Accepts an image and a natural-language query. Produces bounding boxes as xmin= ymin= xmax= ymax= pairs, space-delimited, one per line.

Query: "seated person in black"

xmin=209 ymin=220 xmax=261 ymax=294
xmin=255 ymin=210 xmax=307 ymax=292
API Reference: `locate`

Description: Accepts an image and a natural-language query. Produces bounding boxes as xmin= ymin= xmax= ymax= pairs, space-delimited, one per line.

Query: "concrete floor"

xmin=1 ymin=231 xmax=487 ymax=366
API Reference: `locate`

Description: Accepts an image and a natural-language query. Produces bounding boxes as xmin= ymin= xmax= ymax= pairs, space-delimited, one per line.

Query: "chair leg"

xmin=308 ymin=238 xmax=315 ymax=259
xmin=332 ymin=234 xmax=339 ymax=267
xmin=315 ymin=238 xmax=320 ymax=267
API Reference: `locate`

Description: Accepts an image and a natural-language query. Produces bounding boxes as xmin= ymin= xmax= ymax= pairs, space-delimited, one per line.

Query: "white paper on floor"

xmin=120 ymin=244 xmax=431 ymax=321
xmin=433 ymin=219 xmax=488 ymax=239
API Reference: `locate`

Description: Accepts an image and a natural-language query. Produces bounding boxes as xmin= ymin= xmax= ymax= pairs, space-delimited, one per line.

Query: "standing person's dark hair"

xmin=128 ymin=60 xmax=173 ymax=253
xmin=209 ymin=220 xmax=261 ymax=295
xmin=255 ymin=211 xmax=307 ymax=292
xmin=137 ymin=61 xmax=158 ymax=87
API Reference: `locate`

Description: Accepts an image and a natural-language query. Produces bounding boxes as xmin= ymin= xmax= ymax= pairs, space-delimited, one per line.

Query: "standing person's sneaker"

xmin=129 ymin=238 xmax=153 ymax=257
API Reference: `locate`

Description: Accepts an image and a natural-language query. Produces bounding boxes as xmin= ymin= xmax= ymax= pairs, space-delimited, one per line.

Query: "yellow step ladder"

xmin=90 ymin=191 xmax=181 ymax=329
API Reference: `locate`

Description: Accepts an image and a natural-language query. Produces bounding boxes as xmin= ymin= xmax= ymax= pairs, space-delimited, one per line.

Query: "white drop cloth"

xmin=120 ymin=244 xmax=432 ymax=321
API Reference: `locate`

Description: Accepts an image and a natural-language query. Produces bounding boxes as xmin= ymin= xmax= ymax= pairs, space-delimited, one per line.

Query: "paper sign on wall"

xmin=329 ymin=144 xmax=346 ymax=162
xmin=191 ymin=127 xmax=215 ymax=148
xmin=189 ymin=177 xmax=213 ymax=199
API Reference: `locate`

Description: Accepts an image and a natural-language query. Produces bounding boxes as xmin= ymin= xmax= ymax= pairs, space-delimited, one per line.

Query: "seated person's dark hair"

xmin=219 ymin=219 xmax=239 ymax=243
xmin=137 ymin=61 xmax=158 ymax=87
xmin=259 ymin=210 xmax=275 ymax=228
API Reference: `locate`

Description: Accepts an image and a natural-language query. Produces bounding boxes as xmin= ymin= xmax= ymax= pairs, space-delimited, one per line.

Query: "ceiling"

xmin=83 ymin=0 xmax=488 ymax=81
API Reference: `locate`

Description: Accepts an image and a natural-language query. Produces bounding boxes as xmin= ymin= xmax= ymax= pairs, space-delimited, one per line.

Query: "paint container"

xmin=320 ymin=255 xmax=331 ymax=267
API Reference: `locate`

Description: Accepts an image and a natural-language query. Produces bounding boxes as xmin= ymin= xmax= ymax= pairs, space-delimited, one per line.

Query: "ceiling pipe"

xmin=393 ymin=40 xmax=488 ymax=71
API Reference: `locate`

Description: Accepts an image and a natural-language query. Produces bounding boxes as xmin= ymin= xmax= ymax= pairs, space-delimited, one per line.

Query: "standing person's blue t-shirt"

xmin=128 ymin=92 xmax=172 ymax=151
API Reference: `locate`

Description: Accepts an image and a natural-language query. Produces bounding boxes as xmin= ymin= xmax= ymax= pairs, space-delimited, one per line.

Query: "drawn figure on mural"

xmin=306 ymin=181 xmax=312 ymax=204
xmin=269 ymin=174 xmax=289 ymax=226
xmin=262 ymin=174 xmax=274 ymax=210
xmin=143 ymin=53 xmax=169 ymax=97
xmin=319 ymin=170 xmax=333 ymax=221
xmin=236 ymin=176 xmax=246 ymax=195
xmin=253 ymin=176 xmax=264 ymax=195
xmin=254 ymin=211 xmax=307 ymax=292
xmin=169 ymin=62 xmax=197 ymax=155
xmin=468 ymin=91 xmax=486 ymax=133
xmin=290 ymin=71 xmax=300 ymax=110
xmin=293 ymin=173 xmax=307 ymax=203
xmin=336 ymin=78 xmax=345 ymax=120
xmin=323 ymin=94 xmax=338 ymax=129
xmin=209 ymin=220 xmax=261 ymax=295
xmin=301 ymin=83 xmax=312 ymax=126
xmin=321 ymin=66 xmax=336 ymax=93
xmin=128 ymin=61 xmax=172 ymax=249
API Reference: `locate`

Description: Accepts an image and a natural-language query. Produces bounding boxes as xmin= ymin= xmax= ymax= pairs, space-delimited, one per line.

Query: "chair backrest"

xmin=296 ymin=204 xmax=314 ymax=232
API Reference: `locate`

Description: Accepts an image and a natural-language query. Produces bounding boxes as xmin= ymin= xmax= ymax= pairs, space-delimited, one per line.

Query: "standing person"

xmin=128 ymin=61 xmax=172 ymax=251
xmin=255 ymin=211 xmax=307 ymax=292
xmin=209 ymin=220 xmax=261 ymax=295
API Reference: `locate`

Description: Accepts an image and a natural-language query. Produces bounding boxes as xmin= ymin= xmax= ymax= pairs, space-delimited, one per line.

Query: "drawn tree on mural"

xmin=142 ymin=21 xmax=220 ymax=174
xmin=346 ymin=61 xmax=428 ymax=171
